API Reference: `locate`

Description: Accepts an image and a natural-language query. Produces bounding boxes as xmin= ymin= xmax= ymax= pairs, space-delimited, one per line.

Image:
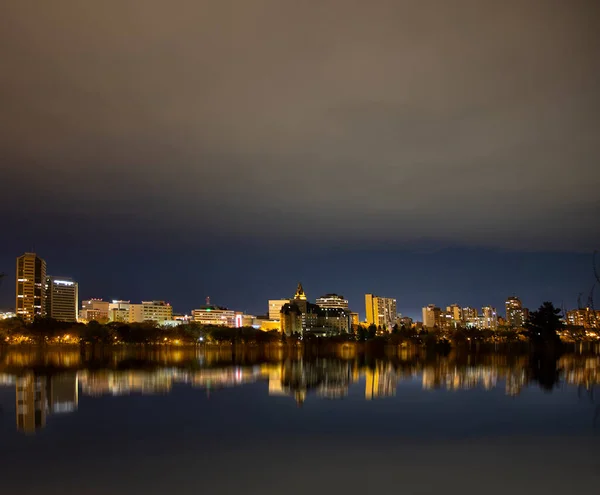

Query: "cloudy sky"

xmin=1 ymin=1 xmax=599 ymax=318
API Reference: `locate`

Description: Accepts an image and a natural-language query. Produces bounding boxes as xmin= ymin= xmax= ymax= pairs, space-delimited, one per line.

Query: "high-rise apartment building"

xmin=316 ymin=294 xmax=349 ymax=309
xmin=365 ymin=294 xmax=397 ymax=329
xmin=481 ymin=306 xmax=498 ymax=330
xmin=15 ymin=253 xmax=47 ymax=322
xmin=268 ymin=299 xmax=291 ymax=321
xmin=566 ymin=308 xmax=600 ymax=328
xmin=129 ymin=301 xmax=173 ymax=324
xmin=422 ymin=304 xmax=441 ymax=329
xmin=505 ymin=296 xmax=529 ymax=328
xmin=446 ymin=304 xmax=463 ymax=324
xmin=45 ymin=276 xmax=78 ymax=322
xmin=462 ymin=307 xmax=479 ymax=326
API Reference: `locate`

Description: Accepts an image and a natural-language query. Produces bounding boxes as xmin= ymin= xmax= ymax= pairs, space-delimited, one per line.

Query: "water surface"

xmin=1 ymin=346 xmax=598 ymax=494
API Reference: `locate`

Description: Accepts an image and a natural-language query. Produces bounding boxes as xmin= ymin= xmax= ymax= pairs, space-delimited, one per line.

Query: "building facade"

xmin=192 ymin=305 xmax=236 ymax=327
xmin=80 ymin=299 xmax=110 ymax=323
xmin=505 ymin=296 xmax=529 ymax=328
xmin=268 ymin=299 xmax=291 ymax=321
xmin=422 ymin=304 xmax=441 ymax=329
xmin=365 ymin=294 xmax=397 ymax=329
xmin=566 ymin=308 xmax=599 ymax=328
xmin=15 ymin=252 xmax=47 ymax=322
xmin=129 ymin=301 xmax=173 ymax=324
xmin=316 ymin=294 xmax=349 ymax=310
xmin=481 ymin=306 xmax=498 ymax=330
xmin=108 ymin=300 xmax=131 ymax=323
xmin=45 ymin=276 xmax=78 ymax=322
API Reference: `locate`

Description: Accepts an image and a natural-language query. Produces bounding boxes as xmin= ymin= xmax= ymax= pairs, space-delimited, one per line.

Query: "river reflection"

xmin=1 ymin=345 xmax=599 ymax=434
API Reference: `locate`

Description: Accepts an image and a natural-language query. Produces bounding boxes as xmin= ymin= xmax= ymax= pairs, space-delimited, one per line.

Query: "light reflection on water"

xmin=1 ymin=346 xmax=599 ymax=434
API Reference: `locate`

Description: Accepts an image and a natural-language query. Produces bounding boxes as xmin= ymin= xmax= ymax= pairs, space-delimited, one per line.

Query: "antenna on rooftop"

xmin=206 ymin=296 xmax=211 ymax=306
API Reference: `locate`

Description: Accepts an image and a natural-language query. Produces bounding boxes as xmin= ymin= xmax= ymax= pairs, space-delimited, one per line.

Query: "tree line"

xmin=0 ymin=302 xmax=581 ymax=348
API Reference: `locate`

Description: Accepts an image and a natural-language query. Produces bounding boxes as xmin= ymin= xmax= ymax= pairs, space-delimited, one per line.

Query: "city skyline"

xmin=1 ymin=250 xmax=598 ymax=323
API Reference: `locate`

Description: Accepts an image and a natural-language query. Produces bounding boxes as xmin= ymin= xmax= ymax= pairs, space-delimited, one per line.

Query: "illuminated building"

xmin=258 ymin=319 xmax=281 ymax=331
xmin=566 ymin=308 xmax=600 ymax=328
xmin=235 ymin=312 xmax=256 ymax=328
xmin=108 ymin=300 xmax=130 ymax=322
xmin=281 ymin=283 xmax=350 ymax=335
xmin=462 ymin=307 xmax=479 ymax=325
xmin=16 ymin=373 xmax=47 ymax=433
xmin=316 ymin=294 xmax=349 ymax=309
xmin=15 ymin=252 xmax=47 ymax=322
xmin=447 ymin=304 xmax=463 ymax=324
xmin=80 ymin=299 xmax=110 ymax=323
xmin=45 ymin=276 xmax=78 ymax=322
xmin=0 ymin=311 xmax=16 ymax=320
xmin=313 ymin=307 xmax=351 ymax=335
xmin=268 ymin=299 xmax=291 ymax=321
xmin=350 ymin=312 xmax=360 ymax=329
xmin=129 ymin=301 xmax=173 ymax=324
xmin=192 ymin=304 xmax=235 ymax=327
xmin=505 ymin=296 xmax=528 ymax=328
xmin=365 ymin=294 xmax=397 ymax=329
xmin=481 ymin=306 xmax=498 ymax=330
xmin=422 ymin=304 xmax=441 ymax=329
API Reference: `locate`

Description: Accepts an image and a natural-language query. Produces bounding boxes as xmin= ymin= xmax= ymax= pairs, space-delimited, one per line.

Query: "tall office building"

xmin=505 ymin=296 xmax=528 ymax=328
xmin=15 ymin=252 xmax=47 ymax=322
xmin=45 ymin=276 xmax=78 ymax=322
xmin=316 ymin=294 xmax=349 ymax=310
xmin=365 ymin=294 xmax=397 ymax=329
xmin=422 ymin=304 xmax=441 ymax=329
xmin=268 ymin=299 xmax=291 ymax=321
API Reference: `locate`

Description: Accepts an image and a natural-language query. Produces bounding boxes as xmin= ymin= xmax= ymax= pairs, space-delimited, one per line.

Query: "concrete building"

xmin=422 ymin=304 xmax=441 ymax=329
xmin=268 ymin=299 xmax=291 ymax=321
xmin=15 ymin=252 xmax=46 ymax=322
xmin=45 ymin=276 xmax=78 ymax=322
xmin=505 ymin=296 xmax=529 ymax=328
xmin=316 ymin=294 xmax=349 ymax=309
xmin=80 ymin=299 xmax=110 ymax=323
xmin=192 ymin=305 xmax=236 ymax=327
xmin=365 ymin=294 xmax=397 ymax=330
xmin=129 ymin=301 xmax=173 ymax=324
xmin=108 ymin=300 xmax=130 ymax=323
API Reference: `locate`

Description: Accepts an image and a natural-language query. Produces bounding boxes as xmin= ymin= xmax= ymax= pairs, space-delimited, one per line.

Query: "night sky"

xmin=1 ymin=1 xmax=599 ymax=320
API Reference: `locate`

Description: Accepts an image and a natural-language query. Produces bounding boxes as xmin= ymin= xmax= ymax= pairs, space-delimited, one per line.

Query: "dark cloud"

xmin=0 ymin=0 xmax=599 ymax=253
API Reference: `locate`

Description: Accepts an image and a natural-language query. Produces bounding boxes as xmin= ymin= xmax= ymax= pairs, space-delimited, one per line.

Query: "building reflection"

xmin=15 ymin=372 xmax=78 ymax=434
xmin=1 ymin=348 xmax=599 ymax=433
